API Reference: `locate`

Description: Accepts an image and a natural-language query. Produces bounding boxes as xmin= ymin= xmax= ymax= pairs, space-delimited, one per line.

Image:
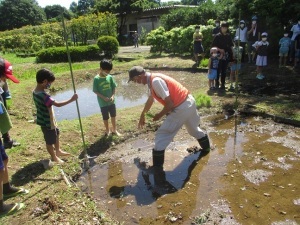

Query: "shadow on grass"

xmin=78 ymin=134 xmax=116 ymax=160
xmin=11 ymin=161 xmax=46 ymax=186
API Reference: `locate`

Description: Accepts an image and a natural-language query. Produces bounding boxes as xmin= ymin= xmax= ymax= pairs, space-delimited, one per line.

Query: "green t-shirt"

xmin=93 ymin=74 xmax=117 ymax=107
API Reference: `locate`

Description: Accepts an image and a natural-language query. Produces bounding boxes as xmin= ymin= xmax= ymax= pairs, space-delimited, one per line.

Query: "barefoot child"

xmin=33 ymin=69 xmax=78 ymax=163
xmin=93 ymin=59 xmax=121 ymax=136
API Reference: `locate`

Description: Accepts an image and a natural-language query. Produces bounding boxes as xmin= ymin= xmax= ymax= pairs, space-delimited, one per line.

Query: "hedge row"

xmin=36 ymin=45 xmax=101 ymax=63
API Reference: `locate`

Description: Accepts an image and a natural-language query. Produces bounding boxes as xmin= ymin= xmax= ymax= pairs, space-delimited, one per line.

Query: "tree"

xmin=44 ymin=5 xmax=71 ymax=21
xmin=77 ymin=0 xmax=95 ymax=15
xmin=0 ymin=0 xmax=46 ymax=31
xmin=181 ymin=0 xmax=205 ymax=5
xmin=70 ymin=1 xmax=78 ymax=14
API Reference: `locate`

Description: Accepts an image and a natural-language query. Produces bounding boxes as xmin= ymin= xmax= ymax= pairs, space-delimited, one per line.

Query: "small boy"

xmin=33 ymin=69 xmax=78 ymax=163
xmin=229 ymin=36 xmax=243 ymax=91
xmin=255 ymin=32 xmax=269 ymax=79
xmin=93 ymin=59 xmax=121 ymax=136
xmin=279 ymin=31 xmax=291 ymax=67
xmin=0 ymin=101 xmax=28 ymax=216
xmin=193 ymin=25 xmax=204 ymax=67
xmin=207 ymin=47 xmax=223 ymax=90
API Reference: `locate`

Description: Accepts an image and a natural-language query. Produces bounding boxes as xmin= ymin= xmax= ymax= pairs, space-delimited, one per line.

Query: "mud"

xmin=77 ymin=115 xmax=300 ymax=224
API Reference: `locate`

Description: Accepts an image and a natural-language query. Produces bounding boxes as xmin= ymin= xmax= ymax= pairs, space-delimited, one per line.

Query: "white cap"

xmin=261 ymin=32 xmax=268 ymax=37
xmin=210 ymin=47 xmax=218 ymax=53
xmin=240 ymin=20 xmax=245 ymax=24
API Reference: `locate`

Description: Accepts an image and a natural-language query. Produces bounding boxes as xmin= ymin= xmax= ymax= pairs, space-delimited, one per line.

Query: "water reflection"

xmin=51 ymin=78 xmax=148 ymax=121
xmin=108 ymin=151 xmax=209 ymax=206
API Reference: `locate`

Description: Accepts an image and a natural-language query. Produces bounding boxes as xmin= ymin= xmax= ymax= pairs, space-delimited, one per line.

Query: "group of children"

xmin=0 ymin=57 xmax=121 ymax=216
xmin=206 ymin=21 xmax=300 ymax=90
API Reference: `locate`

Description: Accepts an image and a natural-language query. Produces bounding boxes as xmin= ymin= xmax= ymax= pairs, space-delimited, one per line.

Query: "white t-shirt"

xmin=235 ymin=27 xmax=248 ymax=42
xmin=152 ymin=77 xmax=169 ymax=100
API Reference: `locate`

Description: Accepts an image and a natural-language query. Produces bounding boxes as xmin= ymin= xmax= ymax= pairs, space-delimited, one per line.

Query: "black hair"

xmin=195 ymin=25 xmax=200 ymax=29
xmin=100 ymin=59 xmax=113 ymax=71
xmin=0 ymin=58 xmax=5 ymax=77
xmin=221 ymin=21 xmax=229 ymax=27
xmin=36 ymin=68 xmax=55 ymax=83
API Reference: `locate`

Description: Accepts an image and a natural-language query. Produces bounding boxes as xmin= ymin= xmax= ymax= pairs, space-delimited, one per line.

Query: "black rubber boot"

xmin=197 ymin=135 xmax=211 ymax=152
xmin=152 ymin=149 xmax=165 ymax=167
xmin=153 ymin=166 xmax=165 ymax=186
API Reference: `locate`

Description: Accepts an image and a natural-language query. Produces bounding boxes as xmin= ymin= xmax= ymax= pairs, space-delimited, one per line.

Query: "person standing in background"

xmin=212 ymin=19 xmax=220 ymax=38
xmin=235 ymin=20 xmax=247 ymax=63
xmin=132 ymin=31 xmax=139 ymax=48
xmin=278 ymin=31 xmax=291 ymax=68
xmin=247 ymin=16 xmax=261 ymax=63
xmin=193 ymin=25 xmax=204 ymax=67
xmin=289 ymin=19 xmax=300 ymax=64
xmin=211 ymin=21 xmax=233 ymax=90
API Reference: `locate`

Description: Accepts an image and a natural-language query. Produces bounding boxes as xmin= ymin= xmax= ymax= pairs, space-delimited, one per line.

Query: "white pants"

xmin=154 ymin=94 xmax=206 ymax=150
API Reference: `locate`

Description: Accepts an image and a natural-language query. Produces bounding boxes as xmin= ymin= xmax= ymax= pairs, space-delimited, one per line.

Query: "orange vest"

xmin=150 ymin=73 xmax=189 ymax=107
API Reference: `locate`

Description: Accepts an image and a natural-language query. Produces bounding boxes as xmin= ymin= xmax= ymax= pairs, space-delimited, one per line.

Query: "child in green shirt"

xmin=93 ymin=59 xmax=121 ymax=136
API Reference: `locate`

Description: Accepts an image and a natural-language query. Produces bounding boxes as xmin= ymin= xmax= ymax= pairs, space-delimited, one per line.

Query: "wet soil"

xmin=73 ymin=59 xmax=300 ymax=225
xmin=77 ymin=115 xmax=300 ymax=225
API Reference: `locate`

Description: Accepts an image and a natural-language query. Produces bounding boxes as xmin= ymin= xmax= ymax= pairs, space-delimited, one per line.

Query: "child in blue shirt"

xmin=279 ymin=31 xmax=291 ymax=67
xmin=207 ymin=47 xmax=223 ymax=90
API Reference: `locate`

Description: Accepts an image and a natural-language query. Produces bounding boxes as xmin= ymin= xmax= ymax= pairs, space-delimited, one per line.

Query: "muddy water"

xmin=77 ymin=116 xmax=300 ymax=225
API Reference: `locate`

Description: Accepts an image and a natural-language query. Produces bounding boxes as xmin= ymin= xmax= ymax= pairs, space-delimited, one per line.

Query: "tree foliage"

xmin=0 ymin=0 xmax=46 ymax=31
xmin=44 ymin=5 xmax=71 ymax=21
xmin=77 ymin=0 xmax=95 ymax=15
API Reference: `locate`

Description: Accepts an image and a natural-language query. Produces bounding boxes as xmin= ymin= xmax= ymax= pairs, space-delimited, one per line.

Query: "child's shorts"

xmin=208 ymin=69 xmax=217 ymax=80
xmin=101 ymin=104 xmax=116 ymax=120
xmin=295 ymin=49 xmax=300 ymax=59
xmin=41 ymin=127 xmax=60 ymax=145
xmin=279 ymin=48 xmax=289 ymax=56
xmin=231 ymin=63 xmax=241 ymax=71
xmin=194 ymin=42 xmax=204 ymax=54
xmin=256 ymin=55 xmax=267 ymax=66
xmin=0 ymin=143 xmax=8 ymax=170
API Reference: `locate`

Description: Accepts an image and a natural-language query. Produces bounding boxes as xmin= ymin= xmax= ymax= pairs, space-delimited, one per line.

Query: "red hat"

xmin=3 ymin=60 xmax=19 ymax=83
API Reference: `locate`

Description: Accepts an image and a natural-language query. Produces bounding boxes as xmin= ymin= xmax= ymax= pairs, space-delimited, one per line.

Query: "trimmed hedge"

xmin=97 ymin=36 xmax=119 ymax=58
xmin=36 ymin=45 xmax=100 ymax=63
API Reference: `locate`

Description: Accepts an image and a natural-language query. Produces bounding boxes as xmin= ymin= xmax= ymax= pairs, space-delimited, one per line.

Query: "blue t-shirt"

xmin=279 ymin=37 xmax=291 ymax=51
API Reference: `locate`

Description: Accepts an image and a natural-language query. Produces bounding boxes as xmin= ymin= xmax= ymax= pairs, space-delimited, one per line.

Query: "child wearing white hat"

xmin=255 ymin=32 xmax=269 ymax=79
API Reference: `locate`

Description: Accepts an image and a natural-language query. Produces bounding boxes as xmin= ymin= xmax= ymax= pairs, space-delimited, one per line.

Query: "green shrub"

xmin=146 ymin=25 xmax=214 ymax=57
xmin=146 ymin=27 xmax=167 ymax=54
xmin=97 ymin=36 xmax=119 ymax=58
xmin=36 ymin=45 xmax=100 ymax=63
